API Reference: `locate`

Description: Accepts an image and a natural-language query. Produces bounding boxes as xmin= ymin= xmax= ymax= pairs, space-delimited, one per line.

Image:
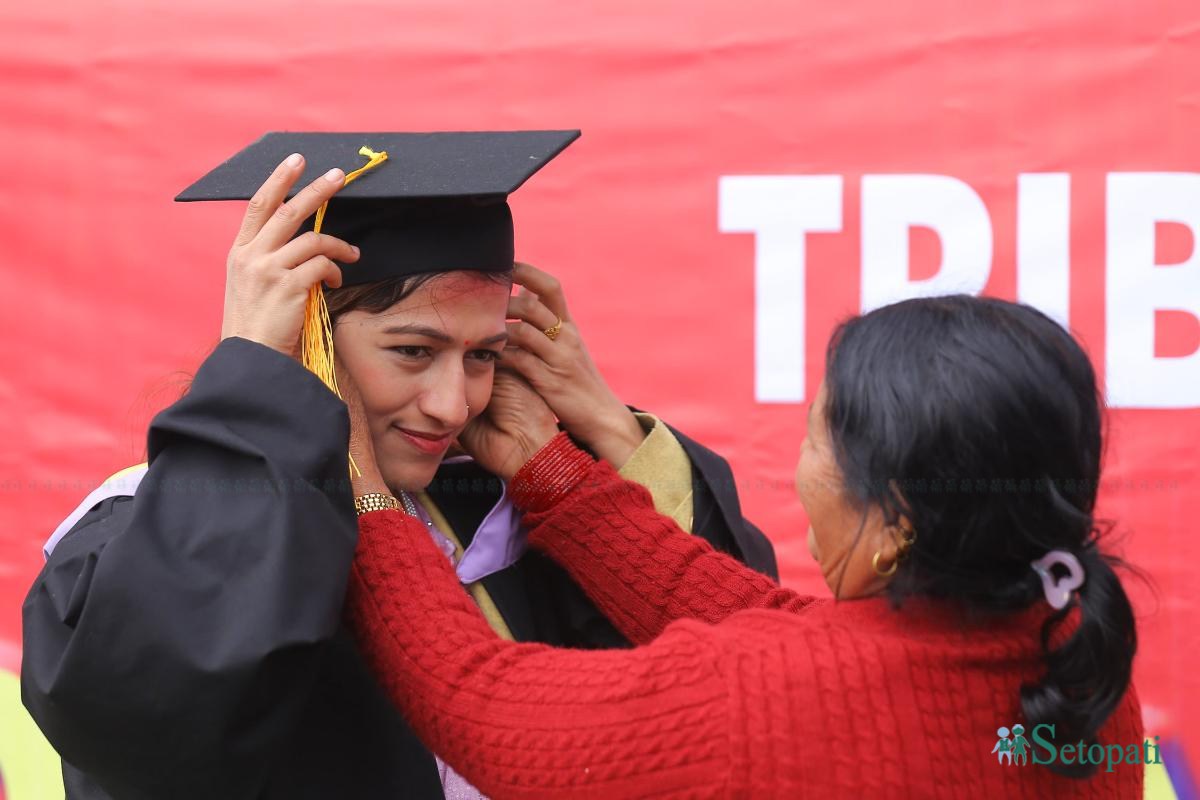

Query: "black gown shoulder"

xmin=22 ymin=338 xmax=441 ymax=799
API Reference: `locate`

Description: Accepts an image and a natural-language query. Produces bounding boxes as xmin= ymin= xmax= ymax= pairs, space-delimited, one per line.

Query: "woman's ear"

xmin=844 ymin=503 xmax=917 ymax=598
xmin=827 ymin=507 xmax=893 ymax=599
xmin=867 ymin=522 xmax=901 ymax=577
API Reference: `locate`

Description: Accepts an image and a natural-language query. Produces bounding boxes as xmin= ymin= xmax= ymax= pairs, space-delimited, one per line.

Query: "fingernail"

xmin=286 ymin=153 xmax=303 ymax=168
xmin=324 ymin=168 xmax=344 ymax=183
xmin=351 ymin=245 xmax=360 ymax=256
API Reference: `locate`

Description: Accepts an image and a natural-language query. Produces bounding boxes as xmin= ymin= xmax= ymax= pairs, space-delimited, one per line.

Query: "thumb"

xmin=457 ymin=416 xmax=482 ymax=454
xmin=336 ymin=364 xmax=372 ymax=458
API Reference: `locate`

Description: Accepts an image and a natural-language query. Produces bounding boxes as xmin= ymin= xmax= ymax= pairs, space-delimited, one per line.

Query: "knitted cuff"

xmin=509 ymin=431 xmax=595 ymax=513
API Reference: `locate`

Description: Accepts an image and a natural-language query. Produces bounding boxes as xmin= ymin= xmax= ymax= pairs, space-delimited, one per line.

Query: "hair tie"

xmin=1031 ymin=550 xmax=1086 ymax=610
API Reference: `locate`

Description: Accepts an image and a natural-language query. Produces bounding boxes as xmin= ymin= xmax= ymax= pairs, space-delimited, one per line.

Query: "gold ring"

xmin=543 ymin=317 xmax=563 ymax=341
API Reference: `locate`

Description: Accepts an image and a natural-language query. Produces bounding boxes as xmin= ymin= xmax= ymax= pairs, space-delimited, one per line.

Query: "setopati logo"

xmin=991 ymin=723 xmax=1161 ymax=773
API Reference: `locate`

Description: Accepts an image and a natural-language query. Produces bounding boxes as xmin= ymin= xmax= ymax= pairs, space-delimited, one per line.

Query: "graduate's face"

xmin=334 ymin=273 xmax=511 ymax=492
xmin=793 ymin=380 xmax=896 ymax=599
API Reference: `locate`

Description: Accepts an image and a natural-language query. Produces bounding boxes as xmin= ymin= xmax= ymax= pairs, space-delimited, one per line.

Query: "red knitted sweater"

xmin=347 ymin=447 xmax=1143 ymax=799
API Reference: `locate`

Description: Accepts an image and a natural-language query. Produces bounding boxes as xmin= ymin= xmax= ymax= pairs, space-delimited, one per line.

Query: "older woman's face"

xmin=333 ymin=273 xmax=511 ymax=493
xmin=794 ymin=380 xmax=900 ymax=599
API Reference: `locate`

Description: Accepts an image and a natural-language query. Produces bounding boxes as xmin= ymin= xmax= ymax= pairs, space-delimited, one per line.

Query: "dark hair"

xmin=324 ymin=269 xmax=513 ymax=322
xmin=822 ymin=295 xmax=1136 ymax=779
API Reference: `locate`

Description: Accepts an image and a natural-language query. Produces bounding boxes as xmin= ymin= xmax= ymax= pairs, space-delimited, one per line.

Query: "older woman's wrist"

xmin=509 ymin=431 xmax=596 ymax=512
xmin=570 ymin=406 xmax=646 ymax=470
xmin=351 ymin=464 xmax=390 ymax=498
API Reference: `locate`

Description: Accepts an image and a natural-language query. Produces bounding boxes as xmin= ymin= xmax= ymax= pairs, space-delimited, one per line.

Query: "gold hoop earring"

xmin=873 ymin=524 xmax=916 ymax=578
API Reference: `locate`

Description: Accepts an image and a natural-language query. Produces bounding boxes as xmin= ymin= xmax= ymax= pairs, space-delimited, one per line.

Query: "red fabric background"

xmin=1 ymin=0 xmax=1197 ymax=772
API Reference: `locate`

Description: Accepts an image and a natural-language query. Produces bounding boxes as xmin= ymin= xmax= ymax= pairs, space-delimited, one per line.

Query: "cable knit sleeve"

xmin=512 ymin=436 xmax=815 ymax=645
xmin=347 ymin=510 xmax=735 ymax=799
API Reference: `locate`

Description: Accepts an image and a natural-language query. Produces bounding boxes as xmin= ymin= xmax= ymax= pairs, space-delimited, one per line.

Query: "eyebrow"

xmin=380 ymin=324 xmax=508 ymax=347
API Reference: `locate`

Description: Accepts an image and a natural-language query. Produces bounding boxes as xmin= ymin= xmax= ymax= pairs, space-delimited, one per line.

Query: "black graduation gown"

xmin=21 ymin=337 xmax=778 ymax=800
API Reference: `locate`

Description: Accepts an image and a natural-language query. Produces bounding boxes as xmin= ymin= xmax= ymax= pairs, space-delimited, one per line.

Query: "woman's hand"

xmin=221 ymin=154 xmax=361 ymax=357
xmin=459 ymin=369 xmax=560 ymax=482
xmin=501 ymin=262 xmax=646 ymax=469
xmin=338 ymin=361 xmax=390 ymax=498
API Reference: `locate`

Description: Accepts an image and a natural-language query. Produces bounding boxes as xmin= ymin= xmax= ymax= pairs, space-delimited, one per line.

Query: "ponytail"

xmin=1019 ymin=544 xmax=1137 ymax=778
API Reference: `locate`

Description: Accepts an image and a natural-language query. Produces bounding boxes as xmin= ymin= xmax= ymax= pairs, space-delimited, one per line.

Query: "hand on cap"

xmin=501 ymin=262 xmax=645 ymax=469
xmin=459 ymin=369 xmax=560 ymax=482
xmin=221 ymin=154 xmax=361 ymax=357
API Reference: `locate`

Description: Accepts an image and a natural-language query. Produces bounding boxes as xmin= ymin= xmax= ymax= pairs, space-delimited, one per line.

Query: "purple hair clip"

xmin=1031 ymin=550 xmax=1086 ymax=610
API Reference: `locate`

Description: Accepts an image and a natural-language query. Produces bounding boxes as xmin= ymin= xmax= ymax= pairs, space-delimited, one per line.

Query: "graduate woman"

xmin=21 ymin=132 xmax=775 ymax=799
xmin=345 ymin=296 xmax=1144 ymax=798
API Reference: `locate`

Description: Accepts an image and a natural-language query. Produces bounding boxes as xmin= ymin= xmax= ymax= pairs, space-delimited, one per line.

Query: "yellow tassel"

xmin=300 ymin=146 xmax=389 ymax=478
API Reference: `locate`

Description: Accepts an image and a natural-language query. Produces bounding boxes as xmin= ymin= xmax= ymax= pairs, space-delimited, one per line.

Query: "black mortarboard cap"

xmin=176 ymin=131 xmax=580 ymax=285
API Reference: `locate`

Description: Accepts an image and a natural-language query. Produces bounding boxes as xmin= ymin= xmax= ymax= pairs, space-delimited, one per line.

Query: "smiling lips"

xmin=396 ymin=426 xmax=455 ymax=456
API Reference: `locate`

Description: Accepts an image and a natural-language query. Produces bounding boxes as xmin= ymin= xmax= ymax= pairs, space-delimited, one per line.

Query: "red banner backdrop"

xmin=2 ymin=1 xmax=1198 ymax=796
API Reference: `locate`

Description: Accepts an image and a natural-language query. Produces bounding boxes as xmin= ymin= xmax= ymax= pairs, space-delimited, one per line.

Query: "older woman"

xmin=345 ymin=294 xmax=1142 ymax=798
